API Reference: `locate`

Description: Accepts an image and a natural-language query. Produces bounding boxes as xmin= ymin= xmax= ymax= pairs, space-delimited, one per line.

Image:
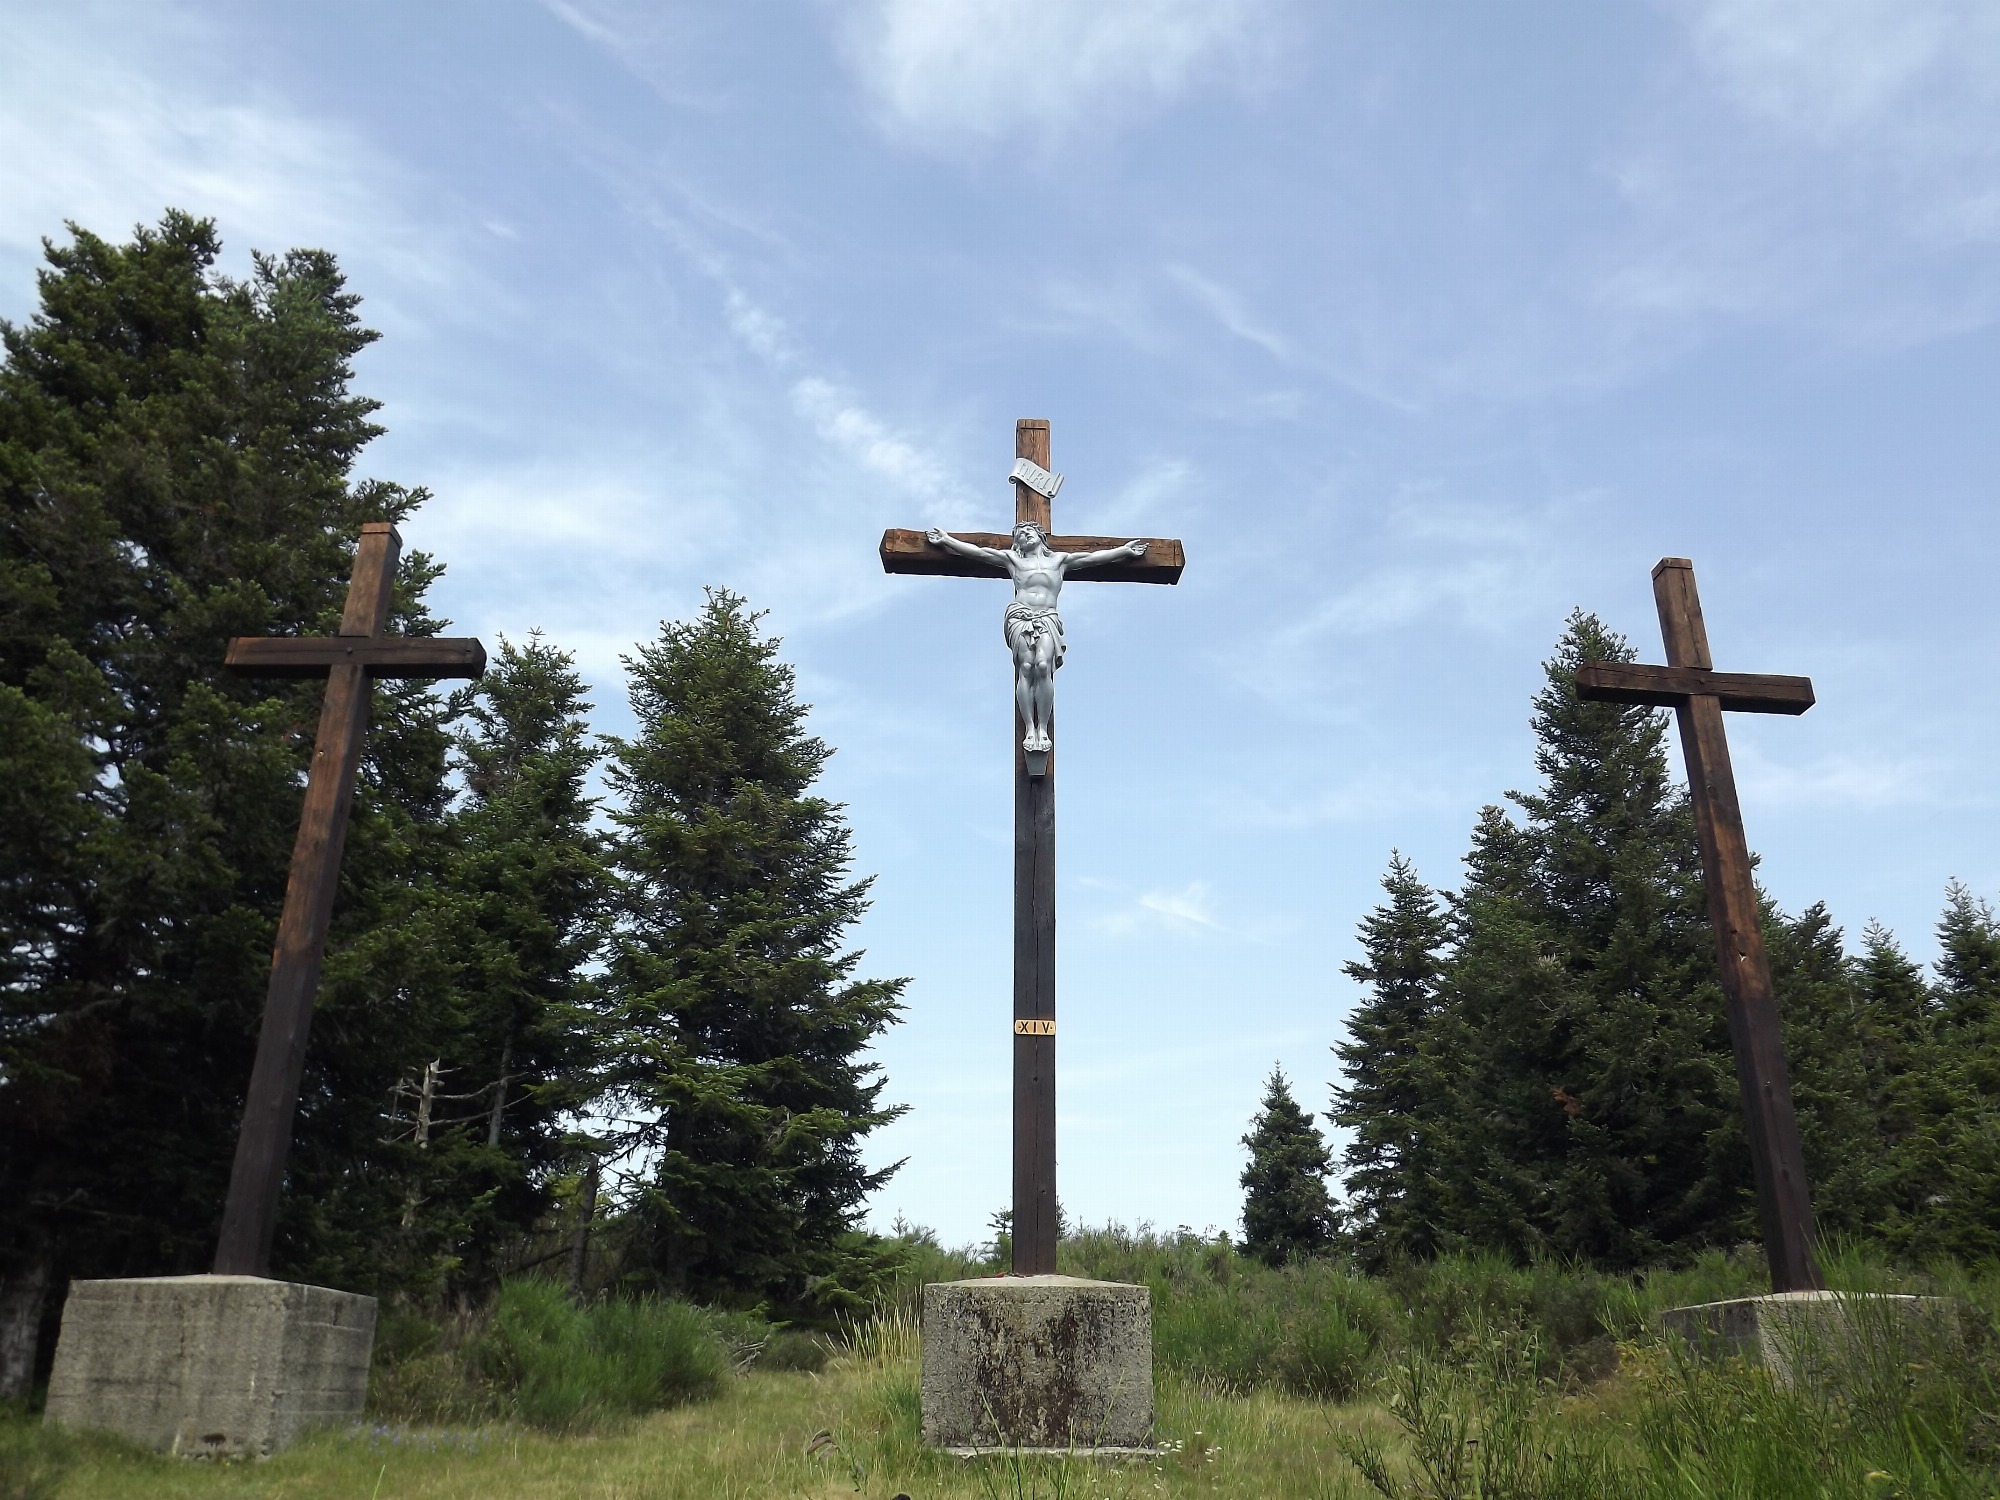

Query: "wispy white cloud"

xmin=1089 ymin=458 xmax=1196 ymax=532
xmin=726 ymin=289 xmax=800 ymax=365
xmin=1037 ymin=263 xmax=1427 ymax=413
xmin=1684 ymin=0 xmax=1997 ymax=143
xmin=1219 ymin=764 xmax=1482 ymax=829
xmin=1092 ymin=880 xmax=1224 ymax=936
xmin=1272 ymin=494 xmax=1573 ymax=643
xmin=838 ymin=0 xmax=1285 ymax=149
xmin=539 ymin=0 xmax=735 ymax=110
xmin=1734 ymin=743 xmax=1951 ymax=811
xmin=1166 ymin=264 xmax=1292 ymax=361
xmin=790 ymin=376 xmax=970 ymax=513
xmin=1594 ymin=0 xmax=2000 ymax=343
xmin=0 ymin=5 xmax=460 ymax=321
xmin=540 ymin=115 xmax=983 ymax=533
xmin=1139 ymin=883 xmax=1224 ymax=931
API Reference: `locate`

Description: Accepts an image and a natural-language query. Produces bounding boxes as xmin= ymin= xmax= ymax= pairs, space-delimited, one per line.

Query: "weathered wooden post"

xmin=1576 ymin=556 xmax=1822 ymax=1293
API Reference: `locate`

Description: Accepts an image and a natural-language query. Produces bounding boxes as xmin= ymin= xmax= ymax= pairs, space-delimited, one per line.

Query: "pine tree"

xmin=1896 ymin=884 xmax=2000 ymax=1260
xmin=1332 ymin=853 xmax=1449 ymax=1264
xmin=1853 ymin=921 xmax=1940 ymax=1244
xmin=600 ymin=589 xmax=907 ymax=1311
xmin=1765 ymin=902 xmax=1879 ymax=1236
xmin=0 ymin=214 xmax=460 ymax=1384
xmin=1240 ymin=1067 xmax=1337 ymax=1266
xmin=1934 ymin=881 xmax=2000 ymax=1029
xmin=380 ymin=634 xmax=611 ymax=1295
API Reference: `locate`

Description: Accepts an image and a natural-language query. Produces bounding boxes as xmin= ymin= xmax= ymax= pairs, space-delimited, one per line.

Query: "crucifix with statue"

xmin=880 ymin=419 xmax=1183 ymax=1454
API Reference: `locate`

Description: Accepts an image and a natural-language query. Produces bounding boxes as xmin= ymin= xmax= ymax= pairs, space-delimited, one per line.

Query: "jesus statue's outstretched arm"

xmin=926 ymin=528 xmax=1012 ymax=569
xmin=1057 ymin=539 xmax=1148 ymax=573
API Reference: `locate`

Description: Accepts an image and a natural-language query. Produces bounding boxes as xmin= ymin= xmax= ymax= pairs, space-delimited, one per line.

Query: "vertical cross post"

xmin=1577 ymin=557 xmax=1823 ymax=1292
xmin=1652 ymin=560 xmax=1822 ymax=1292
xmin=213 ymin=523 xmax=485 ymax=1276
xmin=1012 ymin=420 xmax=1058 ymax=1275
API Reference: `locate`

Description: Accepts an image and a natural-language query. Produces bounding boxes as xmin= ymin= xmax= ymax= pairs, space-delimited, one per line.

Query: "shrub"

xmin=473 ymin=1280 xmax=728 ymax=1430
xmin=756 ymin=1329 xmax=831 ymax=1373
xmin=698 ymin=1306 xmax=830 ymax=1373
xmin=367 ymin=1304 xmax=501 ymax=1426
xmin=1277 ymin=1300 xmax=1375 ymax=1401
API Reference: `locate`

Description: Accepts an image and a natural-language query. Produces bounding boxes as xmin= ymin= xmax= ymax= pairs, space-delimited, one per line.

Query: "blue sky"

xmin=6 ymin=0 xmax=1999 ymax=1249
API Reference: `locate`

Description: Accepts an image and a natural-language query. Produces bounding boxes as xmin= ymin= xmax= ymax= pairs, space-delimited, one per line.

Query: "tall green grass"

xmin=370 ymin=1279 xmax=734 ymax=1431
xmin=476 ymin=1280 xmax=728 ymax=1430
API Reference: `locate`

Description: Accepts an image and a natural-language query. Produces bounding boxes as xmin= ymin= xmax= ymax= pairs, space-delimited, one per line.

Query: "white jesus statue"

xmin=925 ymin=522 xmax=1148 ymax=762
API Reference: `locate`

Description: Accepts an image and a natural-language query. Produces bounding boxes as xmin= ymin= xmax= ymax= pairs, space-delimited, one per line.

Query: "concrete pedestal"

xmin=44 ymin=1275 xmax=376 ymax=1458
xmin=920 ymin=1275 xmax=1151 ymax=1455
xmin=1660 ymin=1290 xmax=1951 ymax=1386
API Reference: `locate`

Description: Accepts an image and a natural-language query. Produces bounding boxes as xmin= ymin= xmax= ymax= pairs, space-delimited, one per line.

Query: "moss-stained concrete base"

xmin=920 ymin=1275 xmax=1151 ymax=1451
xmin=1659 ymin=1290 xmax=1952 ymax=1385
xmin=44 ymin=1275 xmax=376 ymax=1458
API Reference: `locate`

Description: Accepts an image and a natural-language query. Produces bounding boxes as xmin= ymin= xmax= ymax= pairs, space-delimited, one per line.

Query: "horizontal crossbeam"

xmin=225 ymin=636 xmax=487 ymax=680
xmin=878 ymin=529 xmax=1184 ymax=585
xmin=1576 ymin=662 xmax=1813 ymax=715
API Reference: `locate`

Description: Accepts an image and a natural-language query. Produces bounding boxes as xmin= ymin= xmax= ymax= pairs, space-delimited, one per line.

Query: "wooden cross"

xmin=880 ymin=420 xmax=1184 ymax=1275
xmin=211 ymin=522 xmax=485 ymax=1277
xmin=1576 ymin=557 xmax=1823 ymax=1292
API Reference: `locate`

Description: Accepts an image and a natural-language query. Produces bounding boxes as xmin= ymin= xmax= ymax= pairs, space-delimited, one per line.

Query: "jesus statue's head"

xmin=1012 ymin=521 xmax=1049 ymax=551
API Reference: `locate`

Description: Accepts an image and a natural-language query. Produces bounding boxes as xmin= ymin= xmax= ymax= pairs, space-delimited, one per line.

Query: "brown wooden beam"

xmin=879 ymin=528 xmax=1185 ymax=584
xmin=225 ymin=636 xmax=487 ymax=679
xmin=1013 ymin=708 xmax=1058 ymax=1276
xmin=1652 ymin=557 xmax=1824 ymax=1293
xmin=1575 ymin=662 xmax=1814 ymax=715
xmin=215 ymin=523 xmax=405 ymax=1277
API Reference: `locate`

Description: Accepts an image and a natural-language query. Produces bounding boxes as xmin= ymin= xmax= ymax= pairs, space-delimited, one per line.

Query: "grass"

xmin=5 ymin=1236 xmax=1997 ymax=1498
xmin=2 ymin=1358 xmax=1403 ymax=1500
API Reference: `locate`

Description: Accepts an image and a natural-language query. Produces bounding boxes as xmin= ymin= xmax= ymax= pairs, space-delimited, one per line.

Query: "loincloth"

xmin=1003 ymin=602 xmax=1065 ymax=670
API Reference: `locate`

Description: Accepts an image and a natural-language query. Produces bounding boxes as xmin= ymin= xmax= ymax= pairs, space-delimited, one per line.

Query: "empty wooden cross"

xmin=1576 ymin=557 xmax=1823 ymax=1293
xmin=212 ymin=522 xmax=485 ymax=1277
xmin=879 ymin=420 xmax=1184 ymax=1275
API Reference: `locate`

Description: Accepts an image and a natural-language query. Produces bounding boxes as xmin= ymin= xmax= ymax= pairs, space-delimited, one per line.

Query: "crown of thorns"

xmin=1011 ymin=520 xmax=1047 ymax=538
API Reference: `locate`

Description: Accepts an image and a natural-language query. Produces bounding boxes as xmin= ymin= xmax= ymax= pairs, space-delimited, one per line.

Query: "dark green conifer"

xmin=1240 ymin=1067 xmax=1337 ymax=1266
xmin=1895 ymin=884 xmax=2000 ymax=1259
xmin=1433 ymin=613 xmax=1735 ymax=1265
xmin=1766 ymin=902 xmax=1879 ymax=1236
xmin=600 ymin=589 xmax=906 ymax=1311
xmin=1852 ymin=921 xmax=1940 ymax=1242
xmin=381 ymin=634 xmax=611 ymax=1294
xmin=1332 ymin=853 xmax=1448 ymax=1263
xmin=1934 ymin=881 xmax=2000 ymax=1030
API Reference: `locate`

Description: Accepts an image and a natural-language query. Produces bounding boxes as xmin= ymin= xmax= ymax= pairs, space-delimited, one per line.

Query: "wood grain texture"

xmin=1013 ymin=708 xmax=1058 ymax=1277
xmin=225 ymin=636 xmax=487 ymax=679
xmin=1649 ymin=557 xmax=1825 ymax=1294
xmin=878 ymin=529 xmax=1185 ymax=584
xmin=1014 ymin=419 xmax=1051 ymax=533
xmin=1574 ymin=662 xmax=1814 ymax=715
